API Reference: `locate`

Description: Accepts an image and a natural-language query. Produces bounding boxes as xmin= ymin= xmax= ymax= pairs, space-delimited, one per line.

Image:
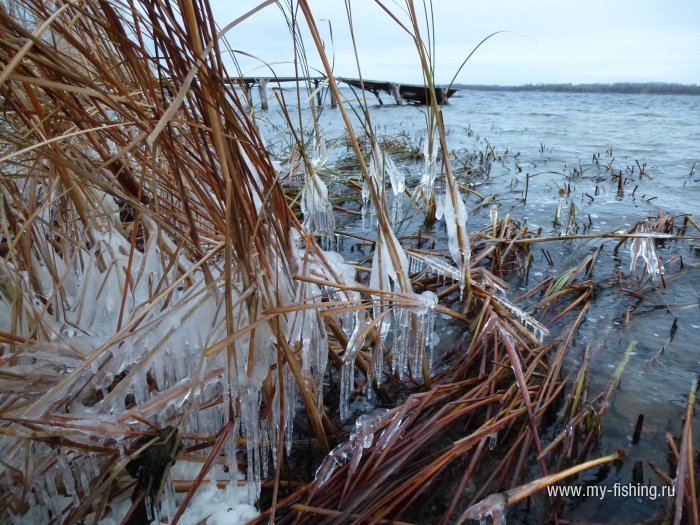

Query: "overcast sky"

xmin=210 ymin=0 xmax=700 ymax=85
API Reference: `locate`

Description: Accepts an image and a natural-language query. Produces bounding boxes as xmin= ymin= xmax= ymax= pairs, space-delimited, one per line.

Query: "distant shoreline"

xmin=451 ymin=82 xmax=700 ymax=96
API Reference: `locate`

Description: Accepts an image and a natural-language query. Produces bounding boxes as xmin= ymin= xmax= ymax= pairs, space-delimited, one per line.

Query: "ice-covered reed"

xmin=0 ymin=0 xmax=366 ymax=521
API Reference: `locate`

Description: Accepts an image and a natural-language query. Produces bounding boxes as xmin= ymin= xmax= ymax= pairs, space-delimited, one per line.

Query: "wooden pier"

xmin=226 ymin=76 xmax=456 ymax=109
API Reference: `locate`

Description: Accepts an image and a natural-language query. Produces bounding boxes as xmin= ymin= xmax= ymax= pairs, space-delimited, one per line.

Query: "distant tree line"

xmin=452 ymin=82 xmax=700 ymax=96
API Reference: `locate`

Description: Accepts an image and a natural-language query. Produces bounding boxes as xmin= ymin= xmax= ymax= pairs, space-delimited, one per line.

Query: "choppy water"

xmin=258 ymin=87 xmax=700 ymax=523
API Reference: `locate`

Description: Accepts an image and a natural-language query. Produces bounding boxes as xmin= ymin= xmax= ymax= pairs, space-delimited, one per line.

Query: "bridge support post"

xmin=313 ymin=79 xmax=322 ymax=107
xmin=242 ymin=81 xmax=253 ymax=108
xmin=257 ymin=78 xmax=269 ymax=110
xmin=329 ymin=86 xmax=337 ymax=108
xmin=390 ymin=83 xmax=402 ymax=105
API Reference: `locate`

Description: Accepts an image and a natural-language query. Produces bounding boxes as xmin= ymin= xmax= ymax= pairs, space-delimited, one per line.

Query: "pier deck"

xmin=226 ymin=76 xmax=456 ymax=109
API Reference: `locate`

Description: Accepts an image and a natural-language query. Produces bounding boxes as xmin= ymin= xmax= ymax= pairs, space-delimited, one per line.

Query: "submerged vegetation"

xmin=0 ymin=1 xmax=698 ymax=525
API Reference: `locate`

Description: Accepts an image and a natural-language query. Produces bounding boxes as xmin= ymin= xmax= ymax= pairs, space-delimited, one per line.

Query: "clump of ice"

xmin=175 ymin=485 xmax=258 ymax=525
xmin=420 ymin=130 xmax=438 ymax=200
xmin=629 ymin=220 xmax=665 ymax=281
xmin=391 ymin=291 xmax=438 ymax=378
xmin=315 ymin=411 xmax=386 ymax=486
xmin=408 ymin=251 xmax=548 ymax=343
xmin=300 ymin=166 xmax=336 ymax=248
xmin=441 ymin=188 xmax=471 ymax=298
xmin=362 ymin=138 xmax=405 ymax=228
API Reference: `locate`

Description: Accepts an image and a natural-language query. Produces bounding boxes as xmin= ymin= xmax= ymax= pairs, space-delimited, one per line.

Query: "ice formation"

xmin=420 ymin=131 xmax=438 ymax=200
xmin=362 ymin=139 xmax=405 ymax=228
xmin=560 ymin=201 xmax=576 ymax=236
xmin=311 ymin=131 xmax=328 ymax=169
xmin=300 ymin=166 xmax=336 ymax=248
xmin=391 ymin=291 xmax=438 ymax=379
xmin=0 ymin=180 xmax=365 ymax=522
xmin=629 ymin=220 xmax=665 ymax=281
xmin=441 ymin=188 xmax=471 ymax=297
xmin=314 ymin=411 xmax=385 ymax=486
xmin=407 ymin=251 xmax=549 ymax=343
xmin=459 ymin=493 xmax=508 ymax=525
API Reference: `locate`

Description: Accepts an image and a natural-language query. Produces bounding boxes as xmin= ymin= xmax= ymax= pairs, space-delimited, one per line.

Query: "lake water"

xmin=258 ymin=87 xmax=700 ymax=523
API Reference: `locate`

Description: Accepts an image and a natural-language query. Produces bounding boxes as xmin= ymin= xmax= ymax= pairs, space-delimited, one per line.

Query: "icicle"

xmin=283 ymin=364 xmax=296 ymax=456
xmin=240 ymin=387 xmax=262 ymax=503
xmin=421 ymin=132 xmax=438 ymax=200
xmin=441 ymin=189 xmax=470 ymax=299
xmin=372 ymin=336 xmax=384 ymax=389
xmin=311 ymin=132 xmax=328 ymax=168
xmin=409 ymin=252 xmax=460 ymax=281
xmin=89 ymin=453 xmax=100 ymax=477
xmin=390 ymin=193 xmax=402 ymax=227
xmin=342 ymin=313 xmax=366 ymax=365
xmin=57 ymin=453 xmax=78 ymax=506
xmin=78 ymin=466 xmax=90 ymax=497
xmin=491 ymin=295 xmax=549 ymax=343
xmin=435 ymin=191 xmax=445 ymax=220
xmin=417 ymin=291 xmax=437 ymax=371
xmin=300 ymin=167 xmax=335 ymax=248
xmin=564 ymin=201 xmax=576 ymax=235
xmin=384 ymin=151 xmax=405 ymax=196
xmin=361 ymin=197 xmax=369 ymax=231
xmin=554 ymin=194 xmax=565 ymax=226
xmin=369 ymin=226 xmax=410 ymax=296
xmin=629 ymin=220 xmax=664 ymax=281
xmin=160 ymin=474 xmax=176 ymax=522
xmin=339 ymin=362 xmax=354 ymax=421
xmin=44 ymin=473 xmax=61 ymax=518
xmin=226 ymin=430 xmax=240 ymax=488
xmin=392 ymin=308 xmax=410 ymax=379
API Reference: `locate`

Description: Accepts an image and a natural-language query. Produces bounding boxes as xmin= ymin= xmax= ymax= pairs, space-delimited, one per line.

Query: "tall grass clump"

xmin=2 ymin=0 xmax=699 ymax=524
xmin=0 ymin=0 xmax=390 ymax=522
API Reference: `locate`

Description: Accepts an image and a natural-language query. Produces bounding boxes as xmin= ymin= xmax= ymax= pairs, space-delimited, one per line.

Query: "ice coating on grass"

xmin=369 ymin=138 xmax=404 ymax=196
xmin=363 ymin=138 xmax=405 ymax=227
xmin=367 ymin=226 xmax=412 ymax=387
xmin=311 ymin=131 xmax=328 ymax=168
xmin=314 ymin=440 xmax=354 ymax=486
xmin=460 ymin=493 xmax=507 ymax=525
xmin=316 ymin=412 xmax=386 ymax=485
xmin=435 ymin=190 xmax=445 ymax=220
xmin=408 ymin=251 xmax=548 ymax=343
xmin=441 ymin=188 xmax=471 ymax=298
xmin=377 ymin=410 xmax=405 ymax=450
xmin=342 ymin=314 xmax=367 ymax=366
xmin=492 ymin=296 xmax=549 ymax=343
xmin=421 ymin=132 xmax=438 ymax=200
xmin=554 ymin=194 xmax=565 ymax=226
xmin=369 ymin=226 xmax=410 ymax=296
xmin=384 ymin=150 xmax=405 ymax=196
xmin=563 ymin=201 xmax=576 ymax=235
xmin=0 ymin=212 xmax=360 ymax=519
xmin=629 ymin=220 xmax=665 ymax=281
xmin=392 ymin=291 xmax=438 ymax=379
xmin=300 ymin=167 xmax=336 ymax=248
xmin=340 ymin=361 xmax=354 ymax=421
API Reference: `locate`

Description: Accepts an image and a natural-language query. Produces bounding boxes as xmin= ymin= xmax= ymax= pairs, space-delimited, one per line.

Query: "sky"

xmin=210 ymin=0 xmax=700 ymax=85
